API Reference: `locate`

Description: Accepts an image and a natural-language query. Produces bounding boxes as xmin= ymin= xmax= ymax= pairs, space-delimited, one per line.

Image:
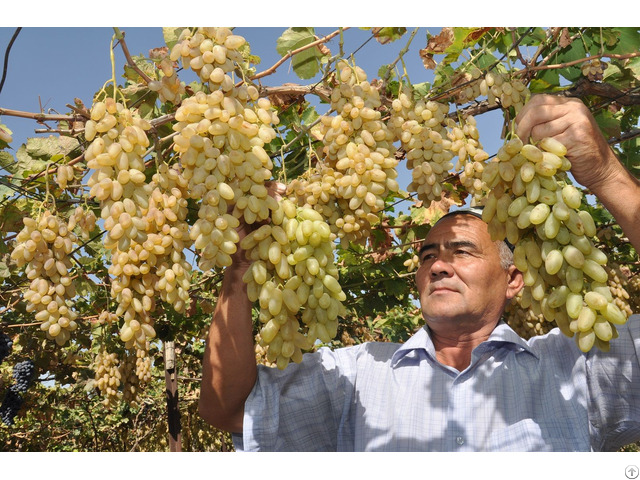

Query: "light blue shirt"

xmin=232 ymin=314 xmax=640 ymax=451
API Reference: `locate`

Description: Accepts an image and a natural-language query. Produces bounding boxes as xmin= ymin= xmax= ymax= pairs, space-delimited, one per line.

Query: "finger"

xmin=528 ymin=117 xmax=572 ymax=144
xmin=515 ymin=97 xmax=575 ymax=141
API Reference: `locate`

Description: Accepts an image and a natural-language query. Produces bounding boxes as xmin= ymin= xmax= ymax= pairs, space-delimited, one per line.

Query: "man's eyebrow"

xmin=418 ymin=240 xmax=478 ymax=257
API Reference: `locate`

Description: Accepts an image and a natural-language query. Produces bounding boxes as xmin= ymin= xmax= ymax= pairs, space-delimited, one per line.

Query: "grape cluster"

xmin=308 ymin=60 xmax=399 ymax=248
xmin=0 ymin=332 xmax=12 ymax=363
xmin=447 ymin=115 xmax=491 ymax=202
xmin=169 ymin=27 xmax=248 ymax=88
xmin=147 ymin=54 xmax=186 ymax=105
xmin=241 ymin=200 xmax=346 ymax=369
xmin=505 ymin=294 xmax=555 ymax=339
xmin=10 ymin=211 xmax=80 ymax=345
xmin=479 ymin=72 xmax=530 ymax=113
xmin=85 ymin=98 xmax=159 ymax=350
xmin=581 ymin=58 xmax=606 ymax=82
xmin=11 ymin=360 xmax=35 ymax=393
xmin=0 ymin=389 xmax=23 ymax=426
xmin=55 ymin=164 xmax=75 ymax=190
xmin=92 ymin=350 xmax=122 ymax=408
xmin=170 ymin=30 xmax=279 ymax=270
xmin=0 ymin=359 xmax=35 ymax=426
xmin=481 ymin=136 xmax=628 ymax=351
xmin=145 ymin=162 xmax=193 ymax=314
xmin=68 ymin=205 xmax=98 ymax=241
xmin=389 ymin=88 xmax=455 ymax=204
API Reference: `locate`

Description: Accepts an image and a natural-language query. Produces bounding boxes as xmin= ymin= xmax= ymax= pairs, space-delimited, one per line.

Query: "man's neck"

xmin=428 ymin=320 xmax=499 ymax=371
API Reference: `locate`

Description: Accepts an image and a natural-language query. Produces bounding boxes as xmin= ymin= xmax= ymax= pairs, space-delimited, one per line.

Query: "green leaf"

xmin=624 ymin=56 xmax=640 ymax=79
xmin=0 ymin=261 xmax=10 ymax=279
xmin=276 ymin=27 xmax=322 ymax=80
xmin=365 ymin=27 xmax=407 ymax=45
xmin=442 ymin=28 xmax=476 ymax=64
xmin=606 ymin=27 xmax=640 ymax=55
xmin=12 ymin=145 xmax=48 ymax=178
xmin=163 ymin=27 xmax=184 ymax=50
xmin=555 ymin=41 xmax=586 ymax=83
xmin=26 ymin=136 xmax=79 ymax=159
xmin=593 ymin=109 xmax=621 ymax=139
xmin=300 ymin=105 xmax=319 ymax=125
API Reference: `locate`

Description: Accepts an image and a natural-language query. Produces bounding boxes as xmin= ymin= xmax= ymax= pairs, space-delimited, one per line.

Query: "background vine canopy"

xmin=0 ymin=18 xmax=639 ymax=461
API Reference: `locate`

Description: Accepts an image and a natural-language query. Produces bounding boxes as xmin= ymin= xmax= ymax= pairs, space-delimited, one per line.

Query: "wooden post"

xmin=164 ymin=340 xmax=181 ymax=451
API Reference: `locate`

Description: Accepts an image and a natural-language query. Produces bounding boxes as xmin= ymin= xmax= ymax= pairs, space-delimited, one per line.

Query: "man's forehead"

xmin=420 ymin=214 xmax=487 ymax=247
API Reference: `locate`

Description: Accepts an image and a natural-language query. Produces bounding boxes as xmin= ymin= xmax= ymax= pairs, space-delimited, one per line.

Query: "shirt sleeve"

xmin=585 ymin=313 xmax=640 ymax=451
xmin=233 ymin=346 xmax=357 ymax=452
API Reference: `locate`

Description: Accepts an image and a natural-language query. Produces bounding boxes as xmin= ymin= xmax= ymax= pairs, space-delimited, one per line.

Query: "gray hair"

xmin=496 ymin=240 xmax=514 ymax=270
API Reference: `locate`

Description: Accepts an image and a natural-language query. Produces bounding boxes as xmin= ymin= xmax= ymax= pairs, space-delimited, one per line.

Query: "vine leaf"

xmin=367 ymin=27 xmax=407 ymax=45
xmin=162 ymin=27 xmax=184 ymax=50
xmin=276 ymin=27 xmax=323 ymax=80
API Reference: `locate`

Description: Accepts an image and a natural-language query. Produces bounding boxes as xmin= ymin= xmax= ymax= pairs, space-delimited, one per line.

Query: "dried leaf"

xmin=464 ymin=27 xmax=500 ymax=44
xmin=419 ymin=49 xmax=437 ymax=70
xmin=149 ymin=46 xmax=169 ymax=60
xmin=559 ymin=28 xmax=572 ymax=48
xmin=425 ymin=28 xmax=455 ymax=54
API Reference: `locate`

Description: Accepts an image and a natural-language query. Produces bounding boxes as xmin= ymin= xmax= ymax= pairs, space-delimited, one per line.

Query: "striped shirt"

xmin=232 ymin=314 xmax=640 ymax=451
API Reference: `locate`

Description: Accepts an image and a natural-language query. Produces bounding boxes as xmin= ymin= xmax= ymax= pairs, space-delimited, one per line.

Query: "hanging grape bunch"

xmin=480 ymin=135 xmax=629 ymax=352
xmin=169 ymin=27 xmax=280 ymax=271
xmin=241 ymin=199 xmax=346 ymax=369
xmin=311 ymin=59 xmax=400 ymax=248
xmin=10 ymin=211 xmax=80 ymax=346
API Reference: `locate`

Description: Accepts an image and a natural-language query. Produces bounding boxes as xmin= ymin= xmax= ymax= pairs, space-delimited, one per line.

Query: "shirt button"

xmin=456 ymin=436 xmax=465 ymax=446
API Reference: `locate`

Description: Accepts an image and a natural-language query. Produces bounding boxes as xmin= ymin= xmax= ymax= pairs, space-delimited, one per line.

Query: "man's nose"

xmin=429 ymin=256 xmax=453 ymax=277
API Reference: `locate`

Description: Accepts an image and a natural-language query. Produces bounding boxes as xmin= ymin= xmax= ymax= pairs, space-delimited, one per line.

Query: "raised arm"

xmin=199 ymin=183 xmax=287 ymax=433
xmin=515 ymin=94 xmax=640 ymax=253
xmin=198 ymin=223 xmax=256 ymax=433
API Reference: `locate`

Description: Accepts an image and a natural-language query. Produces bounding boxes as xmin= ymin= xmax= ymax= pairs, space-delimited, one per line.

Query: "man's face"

xmin=415 ymin=214 xmax=522 ymax=331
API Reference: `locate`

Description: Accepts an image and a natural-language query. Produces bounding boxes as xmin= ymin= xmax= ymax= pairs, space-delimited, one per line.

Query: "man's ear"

xmin=505 ymin=265 xmax=524 ymax=300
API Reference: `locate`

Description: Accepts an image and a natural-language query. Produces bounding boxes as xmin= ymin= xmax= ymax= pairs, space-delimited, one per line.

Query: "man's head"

xmin=415 ymin=210 xmax=524 ymax=334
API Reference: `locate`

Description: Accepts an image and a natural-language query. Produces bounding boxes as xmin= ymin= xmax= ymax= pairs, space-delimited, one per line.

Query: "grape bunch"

xmin=581 ymin=58 xmax=606 ymax=82
xmin=169 ymin=27 xmax=248 ymax=89
xmin=447 ymin=115 xmax=491 ymax=203
xmin=481 ymin=135 xmax=628 ymax=352
xmin=389 ymin=88 xmax=455 ymax=204
xmin=479 ymin=72 xmax=530 ymax=113
xmin=0 ymin=359 xmax=35 ymax=426
xmin=0 ymin=388 xmax=23 ymax=426
xmin=92 ymin=350 xmax=122 ymax=408
xmin=170 ymin=30 xmax=280 ymax=270
xmin=11 ymin=360 xmax=35 ymax=393
xmin=145 ymin=162 xmax=193 ymax=314
xmin=0 ymin=332 xmax=12 ymax=364
xmin=147 ymin=53 xmax=186 ymax=105
xmin=10 ymin=210 xmax=80 ymax=346
xmin=68 ymin=205 xmax=98 ymax=241
xmin=85 ymin=98 xmax=160 ymax=350
xmin=241 ymin=200 xmax=347 ymax=369
xmin=505 ymin=294 xmax=555 ymax=339
xmin=310 ymin=60 xmax=399 ymax=248
xmin=55 ymin=164 xmax=75 ymax=190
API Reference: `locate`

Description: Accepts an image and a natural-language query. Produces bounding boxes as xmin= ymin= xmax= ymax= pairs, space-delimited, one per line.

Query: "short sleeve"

xmin=234 ymin=346 xmax=357 ymax=451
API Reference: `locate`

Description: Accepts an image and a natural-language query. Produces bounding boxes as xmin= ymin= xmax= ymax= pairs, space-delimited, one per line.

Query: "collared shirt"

xmin=232 ymin=314 xmax=640 ymax=452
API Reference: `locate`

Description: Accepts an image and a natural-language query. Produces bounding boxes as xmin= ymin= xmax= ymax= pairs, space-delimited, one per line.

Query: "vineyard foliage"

xmin=0 ymin=26 xmax=639 ymax=451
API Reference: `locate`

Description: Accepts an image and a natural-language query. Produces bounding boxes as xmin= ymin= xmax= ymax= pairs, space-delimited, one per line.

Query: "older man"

xmin=198 ymin=95 xmax=640 ymax=451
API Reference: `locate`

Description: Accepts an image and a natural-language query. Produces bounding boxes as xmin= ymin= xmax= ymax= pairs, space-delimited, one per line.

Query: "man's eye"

xmin=420 ymin=253 xmax=435 ymax=262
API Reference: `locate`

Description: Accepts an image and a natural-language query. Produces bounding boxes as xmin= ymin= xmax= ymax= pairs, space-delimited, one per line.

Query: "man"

xmin=198 ymin=95 xmax=640 ymax=451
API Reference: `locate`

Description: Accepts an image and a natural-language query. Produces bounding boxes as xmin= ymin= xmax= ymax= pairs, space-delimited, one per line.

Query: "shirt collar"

xmin=390 ymin=320 xmax=539 ymax=368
